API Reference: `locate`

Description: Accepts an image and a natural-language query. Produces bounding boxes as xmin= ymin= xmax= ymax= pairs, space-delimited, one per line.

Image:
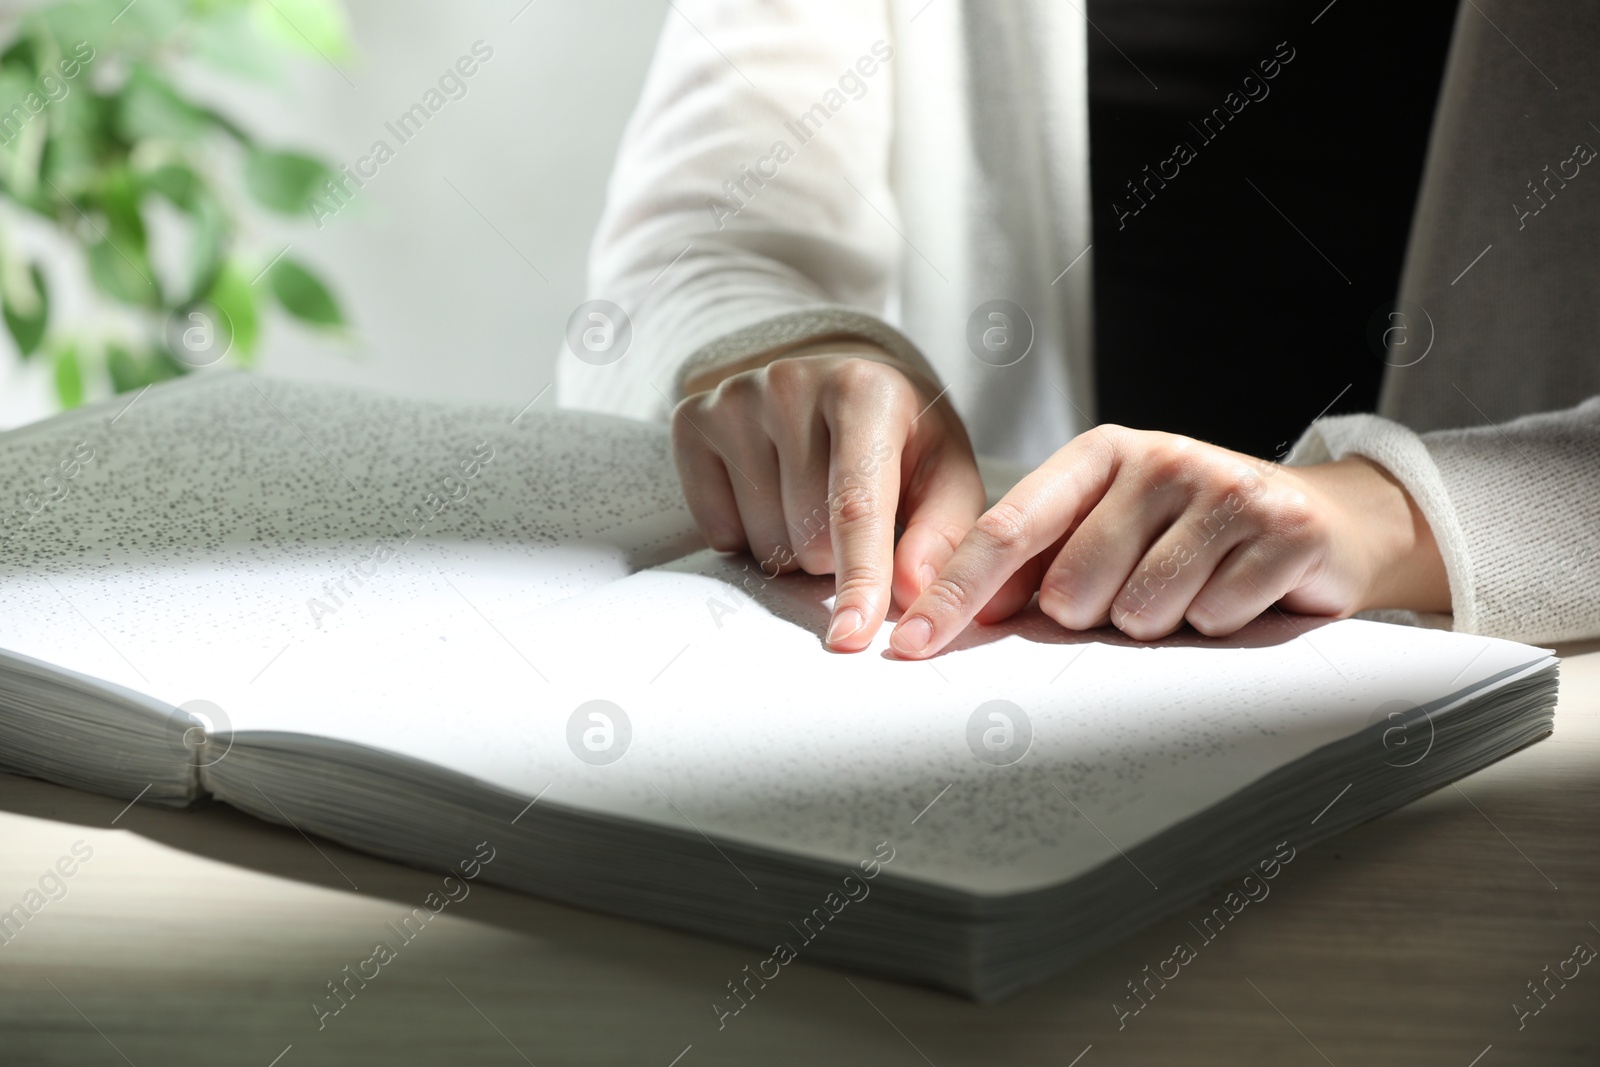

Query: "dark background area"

xmin=1088 ymin=0 xmax=1461 ymax=459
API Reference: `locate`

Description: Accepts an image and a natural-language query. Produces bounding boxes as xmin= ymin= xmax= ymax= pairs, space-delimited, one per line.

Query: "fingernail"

xmin=827 ymin=608 xmax=864 ymax=645
xmin=891 ymin=616 xmax=933 ymax=656
xmin=918 ymin=564 xmax=937 ymax=592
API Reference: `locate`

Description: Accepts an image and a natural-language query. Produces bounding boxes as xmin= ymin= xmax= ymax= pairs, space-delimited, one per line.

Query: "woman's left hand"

xmin=887 ymin=424 xmax=1450 ymax=658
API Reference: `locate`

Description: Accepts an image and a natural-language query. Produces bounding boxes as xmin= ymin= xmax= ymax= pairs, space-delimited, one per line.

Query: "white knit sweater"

xmin=560 ymin=0 xmax=1600 ymax=645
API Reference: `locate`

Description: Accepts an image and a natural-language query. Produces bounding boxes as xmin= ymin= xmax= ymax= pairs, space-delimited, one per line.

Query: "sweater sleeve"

xmin=1287 ymin=395 xmax=1600 ymax=645
xmin=557 ymin=0 xmax=937 ymax=422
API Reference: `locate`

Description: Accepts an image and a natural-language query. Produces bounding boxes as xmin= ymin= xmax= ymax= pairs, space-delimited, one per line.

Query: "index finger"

xmin=821 ymin=403 xmax=905 ymax=653
xmin=888 ymin=434 xmax=1116 ymax=658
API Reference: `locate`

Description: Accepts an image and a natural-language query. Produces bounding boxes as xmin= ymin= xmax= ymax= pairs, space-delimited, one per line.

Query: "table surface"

xmin=2 ymin=641 xmax=1597 ymax=1066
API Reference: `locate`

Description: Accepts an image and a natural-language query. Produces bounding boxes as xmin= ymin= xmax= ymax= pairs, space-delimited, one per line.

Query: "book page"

xmin=0 ymin=375 xmax=1553 ymax=897
xmin=209 ymin=548 xmax=1551 ymax=896
xmin=0 ymin=374 xmax=700 ymax=704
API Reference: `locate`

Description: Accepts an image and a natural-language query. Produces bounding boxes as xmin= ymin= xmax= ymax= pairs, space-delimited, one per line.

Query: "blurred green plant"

xmin=0 ymin=0 xmax=351 ymax=408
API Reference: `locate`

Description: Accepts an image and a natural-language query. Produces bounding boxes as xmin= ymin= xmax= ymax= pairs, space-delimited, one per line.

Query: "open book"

xmin=0 ymin=374 xmax=1557 ymax=1001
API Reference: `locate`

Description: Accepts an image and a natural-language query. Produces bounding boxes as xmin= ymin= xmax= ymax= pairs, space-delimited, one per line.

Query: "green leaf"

xmin=144 ymin=163 xmax=201 ymax=211
xmin=249 ymin=0 xmax=352 ymax=62
xmin=115 ymin=65 xmax=213 ymax=142
xmin=244 ymin=148 xmax=328 ymax=214
xmin=52 ymin=342 xmax=83 ymax=408
xmin=37 ymin=0 xmax=187 ymax=52
xmin=268 ymin=256 xmax=342 ymax=327
xmin=0 ymin=69 xmax=44 ymax=197
xmin=205 ymin=260 xmax=258 ymax=361
xmin=0 ymin=38 xmax=38 ymax=76
xmin=194 ymin=102 xmax=251 ymax=146
xmin=82 ymin=167 xmax=160 ymax=306
xmin=187 ymin=192 xmax=229 ymax=300
xmin=107 ymin=342 xmax=185 ymax=393
xmin=38 ymin=86 xmax=105 ymax=195
xmin=0 ymin=68 xmax=37 ymax=122
xmin=87 ymin=237 xmax=159 ymax=306
xmin=148 ymin=344 xmax=186 ymax=381
xmin=2 ymin=263 xmax=49 ymax=356
xmin=105 ymin=342 xmax=141 ymax=393
xmin=191 ymin=5 xmax=283 ymax=83
xmin=99 ymin=167 xmax=147 ymax=247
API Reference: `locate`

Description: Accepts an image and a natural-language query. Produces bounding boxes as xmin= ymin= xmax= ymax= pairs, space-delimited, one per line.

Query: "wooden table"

xmin=3 ymin=642 xmax=1597 ymax=1066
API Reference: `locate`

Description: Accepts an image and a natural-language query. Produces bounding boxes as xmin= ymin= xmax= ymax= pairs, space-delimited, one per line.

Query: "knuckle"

xmin=826 ymin=357 xmax=907 ymax=411
xmin=1114 ymin=596 xmax=1174 ymax=640
xmin=1221 ymin=462 xmax=1268 ymax=503
xmin=1037 ymin=580 xmax=1085 ymax=629
xmin=920 ymin=572 xmax=974 ymax=615
xmin=1037 ymin=583 xmax=1070 ymax=625
xmin=833 ymin=356 xmax=887 ymax=391
xmin=1185 ymin=597 xmax=1220 ymax=633
xmin=1267 ymin=489 xmax=1323 ymax=546
xmin=671 ymin=391 xmax=707 ymax=421
xmin=1115 ymin=569 xmax=1163 ymax=615
xmin=715 ymin=370 xmax=761 ymax=406
xmin=670 ymin=398 xmax=710 ymax=444
xmin=762 ymin=357 xmax=808 ymax=395
xmin=1090 ymin=422 xmax=1134 ymax=451
xmin=829 ymin=481 xmax=880 ymax=527
xmin=1042 ymin=582 xmax=1097 ymax=631
xmin=1142 ymin=443 xmax=1191 ymax=486
xmin=1038 ymin=553 xmax=1083 ymax=608
xmin=669 ymin=407 xmax=692 ymax=445
xmin=1211 ymin=477 xmax=1252 ymax=508
xmin=972 ymin=500 xmax=1030 ymax=554
xmin=1067 ymin=426 xmax=1118 ymax=471
xmin=835 ymin=569 xmax=886 ymax=600
xmin=1186 ymin=601 xmax=1237 ymax=637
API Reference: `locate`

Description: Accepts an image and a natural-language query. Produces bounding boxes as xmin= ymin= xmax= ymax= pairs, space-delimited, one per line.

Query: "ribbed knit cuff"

xmin=676 ymin=306 xmax=941 ymax=397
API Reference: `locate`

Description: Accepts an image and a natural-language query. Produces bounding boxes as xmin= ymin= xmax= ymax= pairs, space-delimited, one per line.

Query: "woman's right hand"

xmin=671 ymin=341 xmax=986 ymax=653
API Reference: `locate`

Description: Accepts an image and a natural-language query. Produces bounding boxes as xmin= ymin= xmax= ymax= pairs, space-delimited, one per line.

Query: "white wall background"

xmin=0 ymin=0 xmax=668 ymax=427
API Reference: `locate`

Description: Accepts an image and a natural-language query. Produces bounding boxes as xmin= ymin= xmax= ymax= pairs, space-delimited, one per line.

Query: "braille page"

xmin=0 ymin=374 xmax=1553 ymax=899
xmin=205 ymin=550 xmax=1552 ymax=897
xmin=0 ymin=374 xmax=700 ymax=708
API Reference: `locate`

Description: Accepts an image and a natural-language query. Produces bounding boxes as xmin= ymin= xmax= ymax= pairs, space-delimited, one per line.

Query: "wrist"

xmin=1311 ymin=456 xmax=1450 ymax=614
